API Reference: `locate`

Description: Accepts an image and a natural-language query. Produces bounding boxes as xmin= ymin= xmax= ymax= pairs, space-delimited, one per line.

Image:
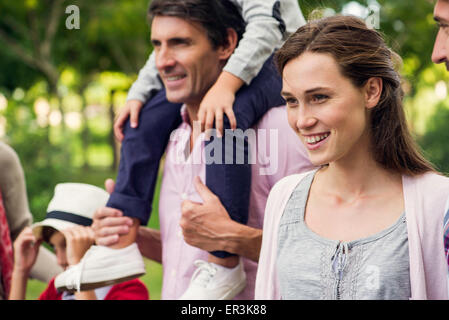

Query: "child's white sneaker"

xmin=178 ymin=259 xmax=246 ymax=300
xmin=54 ymin=243 xmax=145 ymax=292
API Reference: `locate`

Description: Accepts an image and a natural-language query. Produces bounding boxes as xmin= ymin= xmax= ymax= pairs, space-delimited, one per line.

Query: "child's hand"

xmin=198 ymin=85 xmax=237 ymax=138
xmin=198 ymin=82 xmax=238 ymax=139
xmin=13 ymin=227 xmax=42 ymax=275
xmin=114 ymin=99 xmax=144 ymax=142
xmin=198 ymin=71 xmax=244 ymax=138
xmin=62 ymin=226 xmax=95 ymax=266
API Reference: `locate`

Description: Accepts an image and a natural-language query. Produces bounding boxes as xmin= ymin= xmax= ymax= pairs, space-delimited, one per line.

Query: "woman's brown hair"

xmin=276 ymin=15 xmax=435 ymax=176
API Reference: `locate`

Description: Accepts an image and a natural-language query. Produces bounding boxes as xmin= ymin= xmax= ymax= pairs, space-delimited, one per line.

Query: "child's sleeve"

xmin=126 ymin=51 xmax=163 ymax=103
xmin=225 ymin=0 xmax=306 ymax=85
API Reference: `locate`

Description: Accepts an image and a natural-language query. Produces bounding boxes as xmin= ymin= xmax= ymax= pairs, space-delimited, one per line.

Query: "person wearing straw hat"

xmin=8 ymin=183 xmax=149 ymax=300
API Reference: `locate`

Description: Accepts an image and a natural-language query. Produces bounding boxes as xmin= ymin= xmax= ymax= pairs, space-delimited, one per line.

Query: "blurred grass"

xmin=25 ymin=163 xmax=164 ymax=300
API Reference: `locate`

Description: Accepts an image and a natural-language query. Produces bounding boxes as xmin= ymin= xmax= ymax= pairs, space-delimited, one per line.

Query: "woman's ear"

xmin=364 ymin=77 xmax=383 ymax=109
xmin=218 ymin=28 xmax=238 ymax=61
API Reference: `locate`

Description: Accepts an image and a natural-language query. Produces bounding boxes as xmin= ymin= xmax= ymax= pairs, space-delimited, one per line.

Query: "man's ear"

xmin=364 ymin=77 xmax=383 ymax=109
xmin=218 ymin=28 xmax=238 ymax=61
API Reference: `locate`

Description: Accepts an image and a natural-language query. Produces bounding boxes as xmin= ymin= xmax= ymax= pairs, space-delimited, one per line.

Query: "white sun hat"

xmin=32 ymin=183 xmax=110 ymax=240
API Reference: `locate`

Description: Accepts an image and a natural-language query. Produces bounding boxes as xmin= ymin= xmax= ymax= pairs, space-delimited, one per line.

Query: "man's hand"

xmin=180 ymin=176 xmax=239 ymax=253
xmin=180 ymin=176 xmax=263 ymax=262
xmin=114 ymin=99 xmax=144 ymax=142
xmin=61 ymin=226 xmax=95 ymax=266
xmin=12 ymin=227 xmax=42 ymax=275
xmin=90 ymin=178 xmax=133 ymax=246
xmin=91 ymin=206 xmax=133 ymax=247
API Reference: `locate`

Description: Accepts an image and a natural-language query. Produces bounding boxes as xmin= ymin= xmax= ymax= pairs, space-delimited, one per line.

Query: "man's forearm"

xmin=221 ymin=223 xmax=262 ymax=262
xmin=136 ymin=227 xmax=162 ymax=263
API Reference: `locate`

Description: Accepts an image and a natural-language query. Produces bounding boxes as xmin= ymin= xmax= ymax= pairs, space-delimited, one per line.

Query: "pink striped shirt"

xmin=158 ymin=105 xmax=314 ymax=299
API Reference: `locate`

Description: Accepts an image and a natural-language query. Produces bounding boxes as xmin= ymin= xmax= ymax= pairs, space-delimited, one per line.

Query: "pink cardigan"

xmin=255 ymin=170 xmax=449 ymax=300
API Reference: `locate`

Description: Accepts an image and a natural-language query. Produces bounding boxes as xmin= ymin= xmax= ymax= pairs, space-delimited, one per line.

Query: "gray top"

xmin=127 ymin=0 xmax=306 ymax=102
xmin=0 ymin=142 xmax=32 ymax=241
xmin=0 ymin=142 xmax=62 ymax=299
xmin=277 ymin=171 xmax=411 ymax=300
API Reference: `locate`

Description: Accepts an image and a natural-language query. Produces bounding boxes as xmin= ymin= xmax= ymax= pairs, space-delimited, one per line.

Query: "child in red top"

xmin=8 ymin=183 xmax=148 ymax=300
xmin=39 ymin=278 xmax=147 ymax=300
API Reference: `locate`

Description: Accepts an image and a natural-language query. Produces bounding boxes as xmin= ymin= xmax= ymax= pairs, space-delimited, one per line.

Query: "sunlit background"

xmin=0 ymin=0 xmax=447 ymax=299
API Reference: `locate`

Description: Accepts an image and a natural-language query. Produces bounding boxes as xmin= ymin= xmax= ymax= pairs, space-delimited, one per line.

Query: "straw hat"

xmin=32 ymin=183 xmax=109 ymax=239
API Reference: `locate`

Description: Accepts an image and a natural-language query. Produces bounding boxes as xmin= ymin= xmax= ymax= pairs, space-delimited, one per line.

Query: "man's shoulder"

xmin=254 ymin=106 xmax=288 ymax=131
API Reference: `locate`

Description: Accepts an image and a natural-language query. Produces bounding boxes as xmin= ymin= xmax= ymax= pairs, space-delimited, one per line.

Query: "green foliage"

xmin=3 ymin=99 xmax=65 ymax=221
xmin=419 ymin=102 xmax=449 ymax=175
xmin=0 ymin=0 xmax=447 ymax=226
xmin=1 ymin=0 xmax=449 ymax=300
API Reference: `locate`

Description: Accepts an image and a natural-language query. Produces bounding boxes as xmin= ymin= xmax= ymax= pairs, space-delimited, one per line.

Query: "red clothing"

xmin=39 ymin=278 xmax=149 ymax=300
xmin=0 ymin=189 xmax=13 ymax=299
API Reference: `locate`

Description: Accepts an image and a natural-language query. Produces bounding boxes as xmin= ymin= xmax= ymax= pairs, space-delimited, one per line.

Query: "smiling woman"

xmin=278 ymin=16 xmax=433 ymax=176
xmin=255 ymin=15 xmax=449 ymax=300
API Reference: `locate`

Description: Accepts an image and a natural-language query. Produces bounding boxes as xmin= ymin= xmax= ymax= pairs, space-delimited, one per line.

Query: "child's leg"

xmin=107 ymin=88 xmax=183 ymax=247
xmin=205 ymin=54 xmax=284 ymax=261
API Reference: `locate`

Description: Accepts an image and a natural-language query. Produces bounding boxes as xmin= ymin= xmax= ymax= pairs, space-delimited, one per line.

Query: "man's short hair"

xmin=148 ymin=0 xmax=246 ymax=49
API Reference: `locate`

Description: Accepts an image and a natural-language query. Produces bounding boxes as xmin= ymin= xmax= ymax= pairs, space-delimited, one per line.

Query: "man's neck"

xmin=185 ymin=103 xmax=200 ymax=127
xmin=185 ymin=103 xmax=203 ymax=152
